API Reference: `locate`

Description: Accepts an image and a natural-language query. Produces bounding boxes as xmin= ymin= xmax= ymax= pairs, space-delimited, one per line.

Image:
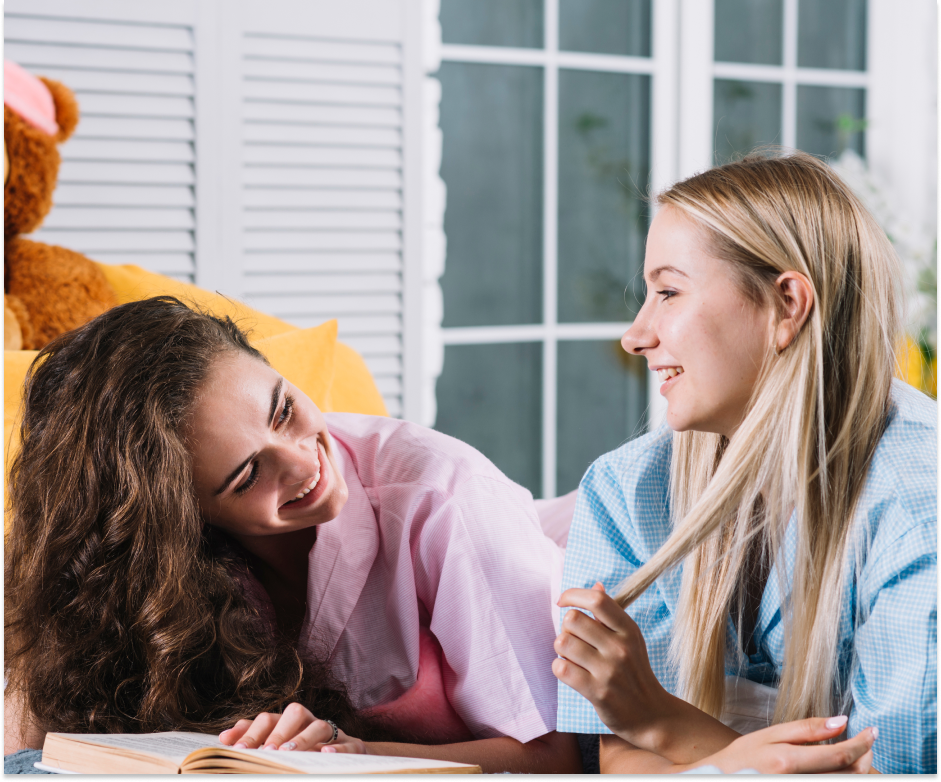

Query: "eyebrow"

xmin=213 ymin=378 xmax=283 ymax=497
xmin=647 ymin=265 xmax=690 ymax=282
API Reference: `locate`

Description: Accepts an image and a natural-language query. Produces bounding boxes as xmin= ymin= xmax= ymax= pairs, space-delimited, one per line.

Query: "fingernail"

xmin=234 ymin=743 xmax=247 ymax=749
xmin=871 ymin=726 xmax=879 ymax=740
xmin=825 ymin=715 xmax=848 ymax=729
xmin=280 ymin=742 xmax=296 ymax=751
xmin=264 ymin=744 xmax=277 ymax=751
xmin=321 ymin=745 xmax=337 ymax=753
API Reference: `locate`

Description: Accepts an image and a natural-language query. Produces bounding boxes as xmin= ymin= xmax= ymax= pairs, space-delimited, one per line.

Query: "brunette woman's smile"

xmin=187 ymin=352 xmax=349 ymax=541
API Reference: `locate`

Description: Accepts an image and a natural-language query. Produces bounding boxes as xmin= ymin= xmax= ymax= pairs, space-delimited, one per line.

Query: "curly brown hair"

xmin=5 ymin=296 xmax=385 ymax=739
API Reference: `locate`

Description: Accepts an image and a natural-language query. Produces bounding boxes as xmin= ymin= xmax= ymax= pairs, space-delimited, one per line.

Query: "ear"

xmin=774 ymin=271 xmax=814 ymax=353
xmin=38 ymin=77 xmax=79 ymax=143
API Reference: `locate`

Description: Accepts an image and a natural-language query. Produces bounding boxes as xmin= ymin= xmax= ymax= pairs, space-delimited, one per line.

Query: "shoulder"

xmin=579 ymin=424 xmax=673 ymax=523
xmin=567 ymin=425 xmax=673 ymax=567
xmin=325 ymin=413 xmax=515 ymax=493
xmin=858 ymin=381 xmax=937 ymax=540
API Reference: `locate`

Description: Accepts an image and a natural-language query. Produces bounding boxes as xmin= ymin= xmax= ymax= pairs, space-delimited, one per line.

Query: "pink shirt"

xmin=294 ymin=413 xmax=565 ymax=744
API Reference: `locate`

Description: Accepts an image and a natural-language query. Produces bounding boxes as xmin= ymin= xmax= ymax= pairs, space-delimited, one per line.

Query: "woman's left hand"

xmin=553 ymin=583 xmax=674 ymax=744
xmin=219 ymin=702 xmax=367 ymax=754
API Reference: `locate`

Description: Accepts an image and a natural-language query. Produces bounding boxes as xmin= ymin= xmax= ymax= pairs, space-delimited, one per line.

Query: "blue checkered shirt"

xmin=557 ymin=380 xmax=937 ymax=774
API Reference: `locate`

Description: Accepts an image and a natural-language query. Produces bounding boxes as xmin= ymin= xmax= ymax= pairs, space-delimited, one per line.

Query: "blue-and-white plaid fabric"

xmin=557 ymin=379 xmax=937 ymax=775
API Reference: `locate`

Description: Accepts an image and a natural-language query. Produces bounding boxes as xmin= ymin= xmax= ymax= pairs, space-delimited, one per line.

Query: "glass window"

xmin=796 ymin=85 xmax=866 ymax=158
xmin=441 ymin=0 xmax=544 ymax=49
xmin=438 ymin=62 xmax=544 ymax=327
xmin=557 ymin=340 xmax=647 ymax=495
xmin=798 ymin=0 xmax=867 ymax=71
xmin=434 ymin=342 xmax=543 ymax=495
xmin=714 ymin=0 xmax=783 ymax=66
xmin=713 ymin=79 xmax=783 ymax=163
xmin=558 ymin=69 xmax=650 ymax=323
xmin=559 ymin=0 xmax=651 ymax=57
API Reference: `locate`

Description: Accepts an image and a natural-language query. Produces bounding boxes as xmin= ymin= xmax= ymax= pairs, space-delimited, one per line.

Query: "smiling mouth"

xmin=280 ymin=442 xmax=323 ymax=508
xmin=656 ymin=367 xmax=684 ymax=382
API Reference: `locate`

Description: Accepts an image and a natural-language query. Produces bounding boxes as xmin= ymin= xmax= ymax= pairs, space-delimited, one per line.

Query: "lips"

xmin=279 ymin=440 xmax=330 ymax=512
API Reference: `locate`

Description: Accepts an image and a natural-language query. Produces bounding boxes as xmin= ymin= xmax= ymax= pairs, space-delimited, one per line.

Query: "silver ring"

xmin=324 ymin=719 xmax=339 ymax=745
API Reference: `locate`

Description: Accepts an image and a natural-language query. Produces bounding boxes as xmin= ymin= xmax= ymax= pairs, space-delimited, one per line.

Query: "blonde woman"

xmin=553 ymin=151 xmax=936 ymax=774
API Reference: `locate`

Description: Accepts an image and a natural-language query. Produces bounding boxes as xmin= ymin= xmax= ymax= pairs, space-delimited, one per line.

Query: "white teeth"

xmin=287 ymin=455 xmax=322 ymax=504
xmin=656 ymin=367 xmax=684 ymax=382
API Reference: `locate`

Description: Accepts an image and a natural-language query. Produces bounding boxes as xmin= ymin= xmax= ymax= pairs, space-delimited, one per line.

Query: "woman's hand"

xmin=553 ymin=583 xmax=674 ymax=743
xmin=698 ymin=716 xmax=877 ymax=774
xmin=219 ymin=703 xmax=367 ymax=754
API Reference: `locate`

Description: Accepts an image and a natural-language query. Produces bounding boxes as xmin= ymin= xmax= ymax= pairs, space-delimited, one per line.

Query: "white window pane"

xmin=797 ymin=85 xmax=866 ymax=158
xmin=557 ymin=340 xmax=647 ymax=495
xmin=439 ymin=62 xmax=544 ymax=327
xmin=558 ymin=69 xmax=650 ymax=324
xmin=713 ymin=79 xmax=783 ymax=164
xmin=559 ymin=0 xmax=651 ymax=57
xmin=435 ymin=343 xmax=543 ymax=496
xmin=441 ymin=0 xmax=543 ymax=48
xmin=798 ymin=0 xmax=867 ymax=71
xmin=714 ymin=0 xmax=783 ymax=65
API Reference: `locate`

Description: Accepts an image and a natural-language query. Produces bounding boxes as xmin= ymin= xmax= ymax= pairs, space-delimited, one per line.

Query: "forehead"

xmin=644 ymin=206 xmax=724 ymax=280
xmin=188 ymin=353 xmax=277 ymax=438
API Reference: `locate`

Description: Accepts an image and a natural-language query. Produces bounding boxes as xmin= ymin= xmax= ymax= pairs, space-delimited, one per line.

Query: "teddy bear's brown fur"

xmin=5 ymin=74 xmax=116 ymax=350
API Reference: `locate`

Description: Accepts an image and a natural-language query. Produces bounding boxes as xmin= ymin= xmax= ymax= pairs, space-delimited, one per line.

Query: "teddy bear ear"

xmin=38 ymin=77 xmax=80 ymax=143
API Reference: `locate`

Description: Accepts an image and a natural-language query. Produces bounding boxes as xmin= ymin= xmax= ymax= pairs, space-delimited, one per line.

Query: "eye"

xmin=657 ymin=289 xmax=677 ymax=300
xmin=234 ymin=463 xmax=259 ymax=496
xmin=277 ymin=394 xmax=295 ymax=429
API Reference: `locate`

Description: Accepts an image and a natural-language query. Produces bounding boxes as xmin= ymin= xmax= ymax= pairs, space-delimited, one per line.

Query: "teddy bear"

xmin=4 ymin=59 xmax=116 ymax=351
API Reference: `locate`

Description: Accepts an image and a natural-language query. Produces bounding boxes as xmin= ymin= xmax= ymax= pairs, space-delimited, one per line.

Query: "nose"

xmin=621 ymin=299 xmax=657 ymax=356
xmin=274 ymin=438 xmax=320 ymax=488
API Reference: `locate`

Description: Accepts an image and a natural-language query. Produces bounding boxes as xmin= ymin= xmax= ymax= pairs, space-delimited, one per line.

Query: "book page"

xmin=213 ymin=748 xmax=477 ymax=774
xmin=52 ymin=731 xmax=224 ymax=764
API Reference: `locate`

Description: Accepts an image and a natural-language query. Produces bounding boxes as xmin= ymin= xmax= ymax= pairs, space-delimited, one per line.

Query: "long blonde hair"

xmin=614 ymin=151 xmax=900 ymax=723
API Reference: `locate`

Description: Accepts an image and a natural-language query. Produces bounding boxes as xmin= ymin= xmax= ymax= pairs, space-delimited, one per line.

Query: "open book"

xmin=40 ymin=731 xmax=481 ymax=774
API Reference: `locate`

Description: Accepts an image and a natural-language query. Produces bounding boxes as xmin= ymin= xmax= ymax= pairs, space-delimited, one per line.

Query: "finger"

xmin=233 ymin=713 xmax=282 ymax=749
xmin=279 ymin=718 xmax=338 ymax=752
xmin=755 ymin=715 xmax=851 ymax=746
xmin=558 ymin=588 xmax=631 ymax=631
xmin=265 ymin=703 xmax=316 ymax=750
xmin=560 ymin=608 xmax=614 ymax=650
xmin=592 ymin=582 xmax=606 ymax=592
xmin=219 ymin=719 xmax=254 ymax=745
xmin=783 ymin=728 xmax=877 ymax=774
xmin=552 ymin=655 xmax=597 ymax=700
xmin=827 ymin=748 xmax=873 ymax=775
xmin=320 ymin=739 xmax=362 ymax=754
xmin=554 ymin=628 xmax=608 ymax=674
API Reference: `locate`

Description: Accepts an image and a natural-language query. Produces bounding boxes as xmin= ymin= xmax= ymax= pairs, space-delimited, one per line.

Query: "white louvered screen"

xmin=6 ymin=12 xmax=198 ymax=283
xmin=5 ymin=0 xmax=429 ymax=421
xmin=239 ymin=32 xmax=407 ymax=416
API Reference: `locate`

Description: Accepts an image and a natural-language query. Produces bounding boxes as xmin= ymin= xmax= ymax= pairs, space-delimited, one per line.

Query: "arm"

xmin=4 ymin=690 xmax=46 ymax=755
xmin=600 ymin=718 xmax=877 ymax=774
xmin=218 ymin=706 xmax=581 ymax=774
xmin=554 ymin=583 xmax=738 ymax=764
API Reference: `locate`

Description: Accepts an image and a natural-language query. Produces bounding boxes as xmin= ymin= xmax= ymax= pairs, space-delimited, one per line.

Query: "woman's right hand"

xmin=697 ymin=716 xmax=877 ymax=774
xmin=219 ymin=703 xmax=367 ymax=754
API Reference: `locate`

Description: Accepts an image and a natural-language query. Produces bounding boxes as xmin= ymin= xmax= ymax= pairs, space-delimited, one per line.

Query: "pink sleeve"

xmin=412 ymin=476 xmax=564 ymax=743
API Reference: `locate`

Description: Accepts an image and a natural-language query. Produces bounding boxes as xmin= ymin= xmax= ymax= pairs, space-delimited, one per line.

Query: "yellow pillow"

xmin=6 ymin=266 xmax=389 ymax=536
xmin=96 ymin=263 xmax=297 ymax=341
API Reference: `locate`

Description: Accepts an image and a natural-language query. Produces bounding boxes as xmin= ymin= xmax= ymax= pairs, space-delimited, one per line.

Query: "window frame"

xmin=431 ymin=0 xmax=678 ymax=498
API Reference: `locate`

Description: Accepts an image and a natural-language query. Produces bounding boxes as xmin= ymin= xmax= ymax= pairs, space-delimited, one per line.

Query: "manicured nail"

xmin=280 ymin=742 xmax=296 ymax=751
xmin=825 ymin=715 xmax=847 ymax=730
xmin=264 ymin=744 xmax=277 ymax=751
xmin=871 ymin=726 xmax=879 ymax=740
xmin=321 ymin=745 xmax=337 ymax=753
xmin=234 ymin=742 xmax=248 ymax=749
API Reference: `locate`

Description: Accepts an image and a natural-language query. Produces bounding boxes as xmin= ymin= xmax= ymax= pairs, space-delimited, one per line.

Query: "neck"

xmin=236 ymin=525 xmax=318 ymax=593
